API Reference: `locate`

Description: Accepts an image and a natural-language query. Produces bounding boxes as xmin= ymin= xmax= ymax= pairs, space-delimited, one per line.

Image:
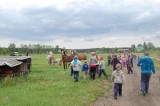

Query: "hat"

xmin=100 ymin=57 xmax=104 ymax=60
xmin=84 ymin=60 xmax=87 ymax=63
xmin=91 ymin=52 xmax=95 ymax=55
xmin=144 ymin=52 xmax=149 ymax=56
xmin=116 ymin=63 xmax=121 ymax=69
xmin=74 ymin=55 xmax=78 ymax=59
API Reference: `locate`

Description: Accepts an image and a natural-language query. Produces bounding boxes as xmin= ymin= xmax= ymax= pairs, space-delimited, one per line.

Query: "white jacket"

xmin=111 ymin=70 xmax=125 ymax=84
xmin=71 ymin=60 xmax=82 ymax=71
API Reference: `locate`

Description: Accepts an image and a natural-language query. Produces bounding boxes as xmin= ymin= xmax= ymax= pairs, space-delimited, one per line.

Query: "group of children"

xmin=69 ymin=52 xmax=157 ymax=100
xmin=70 ymin=55 xmax=108 ymax=82
xmin=110 ymin=53 xmax=139 ymax=99
xmin=70 ymin=53 xmax=129 ymax=100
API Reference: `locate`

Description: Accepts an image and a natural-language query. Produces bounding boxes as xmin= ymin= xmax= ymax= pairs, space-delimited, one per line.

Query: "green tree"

xmin=55 ymin=45 xmax=59 ymax=54
xmin=143 ymin=42 xmax=148 ymax=51
xmin=131 ymin=44 xmax=136 ymax=52
xmin=147 ymin=42 xmax=155 ymax=50
xmin=19 ymin=44 xmax=29 ymax=54
xmin=8 ymin=43 xmax=16 ymax=54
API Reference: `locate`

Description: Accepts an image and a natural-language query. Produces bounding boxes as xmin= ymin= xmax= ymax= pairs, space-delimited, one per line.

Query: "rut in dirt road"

xmin=92 ymin=65 xmax=160 ymax=106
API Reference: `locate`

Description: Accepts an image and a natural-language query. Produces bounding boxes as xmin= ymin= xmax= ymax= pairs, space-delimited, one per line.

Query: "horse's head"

xmin=61 ymin=49 xmax=67 ymax=56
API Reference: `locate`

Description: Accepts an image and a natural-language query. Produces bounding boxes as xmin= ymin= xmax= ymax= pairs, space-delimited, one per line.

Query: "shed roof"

xmin=0 ymin=56 xmax=31 ymax=67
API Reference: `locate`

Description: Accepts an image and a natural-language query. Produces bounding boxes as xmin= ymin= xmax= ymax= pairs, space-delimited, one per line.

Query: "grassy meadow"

xmin=150 ymin=51 xmax=160 ymax=73
xmin=0 ymin=54 xmax=112 ymax=106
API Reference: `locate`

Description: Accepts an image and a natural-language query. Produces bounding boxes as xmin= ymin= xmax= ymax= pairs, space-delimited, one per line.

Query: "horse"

xmin=72 ymin=51 xmax=87 ymax=60
xmin=61 ymin=50 xmax=87 ymax=70
xmin=77 ymin=54 xmax=87 ymax=60
xmin=48 ymin=57 xmax=62 ymax=66
xmin=61 ymin=50 xmax=74 ymax=70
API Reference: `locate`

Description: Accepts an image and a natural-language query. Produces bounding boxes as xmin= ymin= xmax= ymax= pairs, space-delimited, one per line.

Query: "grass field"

xmin=0 ymin=54 xmax=112 ymax=106
xmin=1 ymin=52 xmax=159 ymax=106
xmin=149 ymin=51 xmax=160 ymax=72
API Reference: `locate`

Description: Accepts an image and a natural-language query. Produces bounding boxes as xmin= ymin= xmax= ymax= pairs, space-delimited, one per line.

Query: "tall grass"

xmin=150 ymin=51 xmax=160 ymax=75
xmin=0 ymin=54 xmax=112 ymax=106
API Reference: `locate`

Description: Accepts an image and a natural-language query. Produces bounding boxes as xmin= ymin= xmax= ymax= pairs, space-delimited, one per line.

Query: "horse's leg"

xmin=63 ymin=62 xmax=65 ymax=70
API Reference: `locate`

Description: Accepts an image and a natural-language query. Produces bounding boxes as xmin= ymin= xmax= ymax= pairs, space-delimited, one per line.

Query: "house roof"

xmin=0 ymin=56 xmax=31 ymax=67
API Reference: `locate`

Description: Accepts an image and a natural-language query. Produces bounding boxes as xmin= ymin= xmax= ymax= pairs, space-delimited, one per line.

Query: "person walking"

xmin=126 ymin=55 xmax=133 ymax=74
xmin=71 ymin=55 xmax=82 ymax=82
xmin=98 ymin=57 xmax=108 ymax=79
xmin=82 ymin=60 xmax=89 ymax=79
xmin=111 ymin=63 xmax=125 ymax=99
xmin=107 ymin=53 xmax=112 ymax=65
xmin=121 ymin=55 xmax=127 ymax=67
xmin=137 ymin=52 xmax=156 ymax=96
xmin=111 ymin=55 xmax=120 ymax=71
xmin=118 ymin=56 xmax=123 ymax=70
xmin=89 ymin=52 xmax=98 ymax=80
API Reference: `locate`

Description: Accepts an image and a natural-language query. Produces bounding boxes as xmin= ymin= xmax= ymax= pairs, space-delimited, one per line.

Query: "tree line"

xmin=130 ymin=42 xmax=156 ymax=52
xmin=0 ymin=42 xmax=158 ymax=55
xmin=0 ymin=43 xmax=60 ymax=55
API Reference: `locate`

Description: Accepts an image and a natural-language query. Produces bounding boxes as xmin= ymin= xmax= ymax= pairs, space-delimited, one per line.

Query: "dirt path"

xmin=92 ymin=64 xmax=160 ymax=106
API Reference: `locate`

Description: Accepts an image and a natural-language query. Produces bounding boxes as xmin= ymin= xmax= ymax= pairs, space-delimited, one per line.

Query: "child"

xmin=126 ymin=55 xmax=133 ymax=74
xmin=111 ymin=63 xmax=125 ymax=99
xmin=118 ymin=56 xmax=123 ymax=70
xmin=82 ymin=60 xmax=89 ymax=79
xmin=121 ymin=55 xmax=126 ymax=67
xmin=71 ymin=55 xmax=82 ymax=82
xmin=99 ymin=57 xmax=108 ymax=79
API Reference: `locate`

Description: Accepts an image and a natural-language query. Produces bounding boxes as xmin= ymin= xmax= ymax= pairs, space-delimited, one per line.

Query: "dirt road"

xmin=92 ymin=65 xmax=160 ymax=106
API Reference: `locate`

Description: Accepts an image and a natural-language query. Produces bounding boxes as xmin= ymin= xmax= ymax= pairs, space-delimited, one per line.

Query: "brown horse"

xmin=61 ymin=50 xmax=87 ymax=70
xmin=61 ymin=50 xmax=74 ymax=70
xmin=72 ymin=52 xmax=87 ymax=60
xmin=78 ymin=54 xmax=87 ymax=60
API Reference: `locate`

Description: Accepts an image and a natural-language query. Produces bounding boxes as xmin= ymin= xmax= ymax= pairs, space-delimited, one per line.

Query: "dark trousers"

xmin=70 ymin=67 xmax=73 ymax=76
xmin=108 ymin=60 xmax=111 ymax=65
xmin=127 ymin=65 xmax=133 ymax=74
xmin=114 ymin=83 xmax=122 ymax=96
xmin=99 ymin=69 xmax=107 ymax=78
xmin=90 ymin=67 xmax=96 ymax=80
xmin=141 ymin=73 xmax=151 ymax=93
xmin=73 ymin=71 xmax=79 ymax=81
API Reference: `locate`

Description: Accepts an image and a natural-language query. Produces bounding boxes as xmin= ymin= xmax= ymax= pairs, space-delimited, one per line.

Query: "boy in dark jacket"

xmin=82 ymin=60 xmax=89 ymax=79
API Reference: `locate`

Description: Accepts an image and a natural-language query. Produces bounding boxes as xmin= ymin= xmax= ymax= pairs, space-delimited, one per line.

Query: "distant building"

xmin=0 ymin=56 xmax=31 ymax=77
xmin=136 ymin=46 xmax=144 ymax=51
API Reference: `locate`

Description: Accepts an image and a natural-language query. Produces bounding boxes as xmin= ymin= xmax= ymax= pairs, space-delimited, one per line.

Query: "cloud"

xmin=0 ymin=0 xmax=160 ymax=48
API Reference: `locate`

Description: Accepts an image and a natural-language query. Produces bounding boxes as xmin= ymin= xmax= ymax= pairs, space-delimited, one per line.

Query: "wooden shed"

xmin=0 ymin=56 xmax=31 ymax=77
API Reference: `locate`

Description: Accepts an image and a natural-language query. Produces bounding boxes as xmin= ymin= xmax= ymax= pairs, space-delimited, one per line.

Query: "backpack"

xmin=90 ymin=64 xmax=97 ymax=68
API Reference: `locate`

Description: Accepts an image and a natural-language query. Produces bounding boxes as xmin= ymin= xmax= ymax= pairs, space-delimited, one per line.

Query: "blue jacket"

xmin=137 ymin=56 xmax=156 ymax=74
xmin=82 ymin=63 xmax=89 ymax=71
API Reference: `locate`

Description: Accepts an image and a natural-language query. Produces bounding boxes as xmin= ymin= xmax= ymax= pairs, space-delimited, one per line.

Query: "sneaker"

xmin=114 ymin=96 xmax=117 ymax=99
xmin=146 ymin=91 xmax=149 ymax=94
xmin=142 ymin=90 xmax=146 ymax=96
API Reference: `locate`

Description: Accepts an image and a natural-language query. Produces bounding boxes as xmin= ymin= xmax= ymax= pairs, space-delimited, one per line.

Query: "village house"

xmin=0 ymin=56 xmax=31 ymax=77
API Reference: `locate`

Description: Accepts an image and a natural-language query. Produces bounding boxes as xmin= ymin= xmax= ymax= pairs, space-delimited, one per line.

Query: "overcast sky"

xmin=0 ymin=0 xmax=160 ymax=49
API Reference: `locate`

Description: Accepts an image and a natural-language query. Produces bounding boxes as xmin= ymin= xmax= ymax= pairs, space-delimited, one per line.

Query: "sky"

xmin=0 ymin=0 xmax=160 ymax=49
